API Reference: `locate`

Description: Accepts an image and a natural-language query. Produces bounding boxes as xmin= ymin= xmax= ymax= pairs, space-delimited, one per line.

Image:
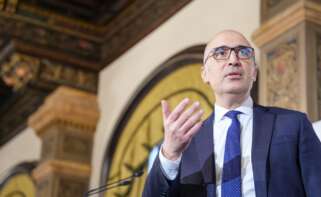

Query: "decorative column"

xmin=252 ymin=0 xmax=321 ymax=121
xmin=28 ymin=86 xmax=99 ymax=197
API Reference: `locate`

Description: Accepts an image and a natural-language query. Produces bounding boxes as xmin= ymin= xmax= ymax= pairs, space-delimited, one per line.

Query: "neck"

xmin=215 ymin=93 xmax=249 ymax=109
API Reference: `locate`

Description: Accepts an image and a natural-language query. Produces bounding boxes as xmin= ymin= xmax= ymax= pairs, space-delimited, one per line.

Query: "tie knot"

xmin=225 ymin=110 xmax=242 ymax=120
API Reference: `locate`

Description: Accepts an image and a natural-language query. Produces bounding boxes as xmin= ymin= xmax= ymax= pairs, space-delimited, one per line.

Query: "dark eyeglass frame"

xmin=204 ymin=45 xmax=255 ymax=64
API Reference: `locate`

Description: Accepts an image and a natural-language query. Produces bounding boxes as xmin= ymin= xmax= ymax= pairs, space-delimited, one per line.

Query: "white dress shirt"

xmin=313 ymin=120 xmax=321 ymax=142
xmin=159 ymin=96 xmax=256 ymax=197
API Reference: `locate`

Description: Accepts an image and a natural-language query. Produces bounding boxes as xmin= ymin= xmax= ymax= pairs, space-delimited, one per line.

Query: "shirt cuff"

xmin=158 ymin=146 xmax=181 ymax=180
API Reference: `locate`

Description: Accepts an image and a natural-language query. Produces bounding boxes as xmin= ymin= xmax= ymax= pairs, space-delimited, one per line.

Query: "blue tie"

xmin=221 ymin=110 xmax=242 ymax=197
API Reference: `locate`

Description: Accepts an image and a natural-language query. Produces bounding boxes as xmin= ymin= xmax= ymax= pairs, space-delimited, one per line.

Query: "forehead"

xmin=208 ymin=32 xmax=251 ymax=49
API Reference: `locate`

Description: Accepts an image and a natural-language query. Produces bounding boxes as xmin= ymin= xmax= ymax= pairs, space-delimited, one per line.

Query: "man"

xmin=143 ymin=30 xmax=321 ymax=197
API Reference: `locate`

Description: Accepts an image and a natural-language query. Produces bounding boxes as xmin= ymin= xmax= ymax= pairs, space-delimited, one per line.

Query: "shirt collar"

xmin=214 ymin=96 xmax=253 ymax=123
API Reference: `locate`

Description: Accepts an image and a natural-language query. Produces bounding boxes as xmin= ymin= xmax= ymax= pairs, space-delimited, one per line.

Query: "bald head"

xmin=204 ymin=30 xmax=252 ymax=63
xmin=201 ymin=30 xmax=257 ymax=108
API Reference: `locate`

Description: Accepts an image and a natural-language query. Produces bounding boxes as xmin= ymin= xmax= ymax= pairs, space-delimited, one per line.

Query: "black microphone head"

xmin=120 ymin=179 xmax=132 ymax=186
xmin=133 ymin=170 xmax=144 ymax=177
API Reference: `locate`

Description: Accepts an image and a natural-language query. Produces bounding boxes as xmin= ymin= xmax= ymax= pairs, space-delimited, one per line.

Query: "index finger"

xmin=161 ymin=100 xmax=171 ymax=120
xmin=167 ymin=98 xmax=190 ymax=122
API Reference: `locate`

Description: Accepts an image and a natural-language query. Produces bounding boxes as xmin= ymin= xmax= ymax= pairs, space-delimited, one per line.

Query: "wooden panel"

xmin=261 ymin=0 xmax=299 ymax=22
xmin=259 ymin=24 xmax=303 ymax=111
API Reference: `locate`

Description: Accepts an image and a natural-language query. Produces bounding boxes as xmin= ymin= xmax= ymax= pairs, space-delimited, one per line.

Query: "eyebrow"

xmin=212 ymin=45 xmax=251 ymax=49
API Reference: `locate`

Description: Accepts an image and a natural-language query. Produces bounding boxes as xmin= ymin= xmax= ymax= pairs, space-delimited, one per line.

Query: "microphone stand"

xmin=85 ymin=171 xmax=144 ymax=196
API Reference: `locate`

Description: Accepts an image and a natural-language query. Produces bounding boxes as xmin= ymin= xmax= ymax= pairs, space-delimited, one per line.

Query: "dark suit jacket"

xmin=142 ymin=105 xmax=321 ymax=197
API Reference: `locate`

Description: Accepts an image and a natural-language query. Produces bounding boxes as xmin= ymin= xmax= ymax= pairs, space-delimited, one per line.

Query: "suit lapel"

xmin=252 ymin=105 xmax=275 ymax=197
xmin=197 ymin=113 xmax=216 ymax=197
xmin=180 ymin=113 xmax=216 ymax=185
xmin=195 ymin=113 xmax=215 ymax=184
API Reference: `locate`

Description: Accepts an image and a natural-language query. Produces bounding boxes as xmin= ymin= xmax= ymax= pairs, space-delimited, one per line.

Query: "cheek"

xmin=208 ymin=65 xmax=224 ymax=76
xmin=243 ymin=64 xmax=257 ymax=78
xmin=205 ymin=63 xmax=226 ymax=83
xmin=207 ymin=69 xmax=222 ymax=83
xmin=250 ymin=68 xmax=257 ymax=79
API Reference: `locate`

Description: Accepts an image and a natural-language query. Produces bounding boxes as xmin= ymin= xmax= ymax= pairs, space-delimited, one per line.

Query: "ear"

xmin=201 ymin=66 xmax=209 ymax=83
xmin=252 ymin=66 xmax=258 ymax=82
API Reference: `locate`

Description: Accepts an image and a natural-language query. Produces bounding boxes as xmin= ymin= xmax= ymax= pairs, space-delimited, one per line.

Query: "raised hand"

xmin=161 ymin=98 xmax=204 ymax=160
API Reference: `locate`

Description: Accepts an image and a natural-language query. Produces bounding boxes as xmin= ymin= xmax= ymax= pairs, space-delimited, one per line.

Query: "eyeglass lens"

xmin=213 ymin=46 xmax=253 ymax=60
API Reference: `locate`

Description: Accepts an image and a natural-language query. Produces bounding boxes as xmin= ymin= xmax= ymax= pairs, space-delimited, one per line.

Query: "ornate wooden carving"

xmin=28 ymin=86 xmax=99 ymax=137
xmin=0 ymin=0 xmax=193 ymax=146
xmin=39 ymin=59 xmax=97 ymax=91
xmin=261 ymin=0 xmax=298 ymax=22
xmin=5 ymin=0 xmax=18 ymax=13
xmin=253 ymin=1 xmax=321 ymax=48
xmin=268 ymin=0 xmax=283 ymax=7
xmin=37 ymin=177 xmax=50 ymax=197
xmin=0 ymin=16 xmax=101 ymax=67
xmin=41 ymin=132 xmax=56 ymax=161
xmin=0 ymin=0 xmax=5 ymax=10
xmin=57 ymin=177 xmax=87 ymax=197
xmin=30 ymin=87 xmax=98 ymax=197
xmin=0 ymin=53 xmax=98 ymax=146
xmin=0 ymin=0 xmax=193 ymax=70
xmin=0 ymin=53 xmax=40 ymax=90
xmin=32 ymin=160 xmax=91 ymax=197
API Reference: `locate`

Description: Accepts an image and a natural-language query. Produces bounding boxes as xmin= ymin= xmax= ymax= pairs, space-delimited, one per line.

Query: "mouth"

xmin=225 ymin=72 xmax=242 ymax=79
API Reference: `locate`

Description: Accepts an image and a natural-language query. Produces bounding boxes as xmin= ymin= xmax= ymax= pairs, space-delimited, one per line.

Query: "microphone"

xmin=85 ymin=170 xmax=144 ymax=196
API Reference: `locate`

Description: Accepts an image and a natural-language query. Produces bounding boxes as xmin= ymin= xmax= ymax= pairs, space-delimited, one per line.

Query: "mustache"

xmin=224 ymin=69 xmax=243 ymax=77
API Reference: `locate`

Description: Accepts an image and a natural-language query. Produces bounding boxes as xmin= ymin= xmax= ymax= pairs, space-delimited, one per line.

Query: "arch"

xmin=100 ymin=43 xmax=259 ymax=196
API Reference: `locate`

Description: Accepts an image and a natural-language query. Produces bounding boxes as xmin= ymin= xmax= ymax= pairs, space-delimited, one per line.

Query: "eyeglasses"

xmin=204 ymin=45 xmax=255 ymax=64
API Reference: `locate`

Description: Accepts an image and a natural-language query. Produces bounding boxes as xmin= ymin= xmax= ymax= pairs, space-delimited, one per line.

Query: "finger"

xmin=180 ymin=109 xmax=204 ymax=133
xmin=175 ymin=101 xmax=200 ymax=130
xmin=183 ymin=121 xmax=203 ymax=141
xmin=168 ymin=98 xmax=190 ymax=122
xmin=161 ymin=100 xmax=171 ymax=120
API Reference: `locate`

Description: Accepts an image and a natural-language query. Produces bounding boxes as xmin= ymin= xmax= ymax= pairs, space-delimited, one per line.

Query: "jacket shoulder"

xmin=255 ymin=104 xmax=306 ymax=117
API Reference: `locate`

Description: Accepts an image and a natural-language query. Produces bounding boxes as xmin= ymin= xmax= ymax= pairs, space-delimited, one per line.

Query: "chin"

xmin=224 ymin=86 xmax=249 ymax=95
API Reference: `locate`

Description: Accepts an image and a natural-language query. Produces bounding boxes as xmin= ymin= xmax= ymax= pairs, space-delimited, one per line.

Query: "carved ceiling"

xmin=23 ymin=0 xmax=133 ymax=23
xmin=0 ymin=0 xmax=192 ymax=146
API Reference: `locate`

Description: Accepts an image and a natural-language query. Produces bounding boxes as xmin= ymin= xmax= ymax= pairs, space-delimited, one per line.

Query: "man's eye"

xmin=214 ymin=49 xmax=228 ymax=57
xmin=239 ymin=48 xmax=252 ymax=58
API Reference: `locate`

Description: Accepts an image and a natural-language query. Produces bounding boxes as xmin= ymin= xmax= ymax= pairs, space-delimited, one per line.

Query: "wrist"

xmin=161 ymin=146 xmax=180 ymax=161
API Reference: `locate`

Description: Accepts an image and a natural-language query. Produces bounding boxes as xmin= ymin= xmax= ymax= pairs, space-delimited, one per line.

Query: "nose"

xmin=228 ymin=50 xmax=241 ymax=67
